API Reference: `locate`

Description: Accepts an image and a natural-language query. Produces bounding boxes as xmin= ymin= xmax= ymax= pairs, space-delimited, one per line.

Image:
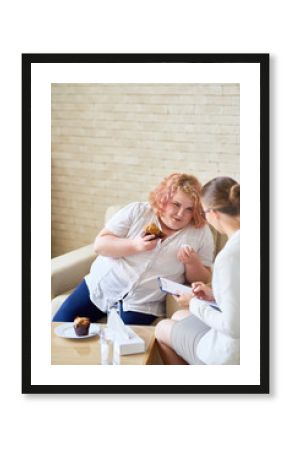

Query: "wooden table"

xmin=51 ymin=322 xmax=159 ymax=365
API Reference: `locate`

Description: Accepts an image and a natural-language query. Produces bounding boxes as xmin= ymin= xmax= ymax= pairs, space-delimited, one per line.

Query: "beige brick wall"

xmin=52 ymin=83 xmax=239 ymax=257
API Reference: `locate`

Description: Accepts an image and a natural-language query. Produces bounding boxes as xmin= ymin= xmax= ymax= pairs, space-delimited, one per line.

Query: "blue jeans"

xmin=52 ymin=279 xmax=158 ymax=325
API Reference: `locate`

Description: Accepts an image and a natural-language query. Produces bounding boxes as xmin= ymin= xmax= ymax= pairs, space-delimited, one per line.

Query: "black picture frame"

xmin=22 ymin=53 xmax=269 ymax=394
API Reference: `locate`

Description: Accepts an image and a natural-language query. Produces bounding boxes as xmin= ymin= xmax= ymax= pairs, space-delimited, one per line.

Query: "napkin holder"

xmin=107 ymin=309 xmax=146 ymax=356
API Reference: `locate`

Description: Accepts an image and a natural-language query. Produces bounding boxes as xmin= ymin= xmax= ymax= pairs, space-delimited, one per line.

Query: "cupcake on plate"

xmin=73 ymin=317 xmax=91 ymax=336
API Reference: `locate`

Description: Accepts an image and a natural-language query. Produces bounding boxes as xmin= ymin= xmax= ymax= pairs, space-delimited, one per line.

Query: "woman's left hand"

xmin=177 ymin=246 xmax=199 ymax=265
xmin=173 ymin=292 xmax=193 ymax=307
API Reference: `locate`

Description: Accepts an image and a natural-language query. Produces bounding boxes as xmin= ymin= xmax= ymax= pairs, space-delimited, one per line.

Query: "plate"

xmin=54 ymin=323 xmax=101 ymax=339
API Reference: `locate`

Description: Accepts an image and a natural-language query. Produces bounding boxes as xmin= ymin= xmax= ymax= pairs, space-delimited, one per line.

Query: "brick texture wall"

xmin=52 ymin=83 xmax=239 ymax=257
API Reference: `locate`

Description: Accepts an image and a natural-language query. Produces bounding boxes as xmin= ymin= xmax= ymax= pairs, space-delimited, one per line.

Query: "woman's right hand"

xmin=94 ymin=228 xmax=159 ymax=257
xmin=191 ymin=282 xmax=214 ymax=301
xmin=133 ymin=235 xmax=159 ymax=253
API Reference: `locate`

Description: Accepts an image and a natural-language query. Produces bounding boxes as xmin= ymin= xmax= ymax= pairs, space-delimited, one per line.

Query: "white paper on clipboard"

xmin=158 ymin=277 xmax=192 ymax=296
xmin=157 ymin=277 xmax=221 ymax=311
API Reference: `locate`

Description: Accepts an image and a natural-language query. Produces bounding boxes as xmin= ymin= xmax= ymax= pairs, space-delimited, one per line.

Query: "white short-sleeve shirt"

xmin=85 ymin=202 xmax=214 ymax=316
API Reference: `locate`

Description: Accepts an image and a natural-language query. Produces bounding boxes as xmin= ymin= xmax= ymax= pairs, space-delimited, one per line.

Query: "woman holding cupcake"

xmin=52 ymin=173 xmax=214 ymax=325
xmin=155 ymin=177 xmax=240 ymax=364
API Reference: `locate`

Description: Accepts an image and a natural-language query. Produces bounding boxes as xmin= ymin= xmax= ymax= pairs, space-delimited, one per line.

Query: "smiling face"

xmin=159 ymin=189 xmax=195 ymax=232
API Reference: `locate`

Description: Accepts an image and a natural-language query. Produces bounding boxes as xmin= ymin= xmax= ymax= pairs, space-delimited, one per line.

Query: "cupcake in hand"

xmin=143 ymin=223 xmax=165 ymax=240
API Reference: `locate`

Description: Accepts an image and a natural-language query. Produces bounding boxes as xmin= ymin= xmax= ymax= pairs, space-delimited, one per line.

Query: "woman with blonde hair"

xmin=155 ymin=176 xmax=240 ymax=364
xmin=53 ymin=173 xmax=214 ymax=325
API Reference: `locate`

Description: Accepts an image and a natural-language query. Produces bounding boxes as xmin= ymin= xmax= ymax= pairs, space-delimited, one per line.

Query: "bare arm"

xmin=177 ymin=247 xmax=211 ymax=284
xmin=184 ymin=261 xmax=211 ymax=284
xmin=94 ymin=228 xmax=159 ymax=257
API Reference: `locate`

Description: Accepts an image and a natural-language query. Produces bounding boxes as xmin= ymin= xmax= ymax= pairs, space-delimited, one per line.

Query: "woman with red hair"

xmin=53 ymin=173 xmax=214 ymax=325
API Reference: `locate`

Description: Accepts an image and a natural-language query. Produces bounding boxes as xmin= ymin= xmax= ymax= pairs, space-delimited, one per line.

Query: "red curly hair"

xmin=148 ymin=173 xmax=206 ymax=228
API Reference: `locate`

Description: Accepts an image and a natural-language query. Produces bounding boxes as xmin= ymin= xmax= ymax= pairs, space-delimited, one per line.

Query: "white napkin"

xmin=107 ymin=309 xmax=131 ymax=342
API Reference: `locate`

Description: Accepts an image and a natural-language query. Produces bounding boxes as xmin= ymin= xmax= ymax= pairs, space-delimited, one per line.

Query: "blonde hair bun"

xmin=201 ymin=176 xmax=240 ymax=216
xmin=229 ymin=184 xmax=240 ymax=207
